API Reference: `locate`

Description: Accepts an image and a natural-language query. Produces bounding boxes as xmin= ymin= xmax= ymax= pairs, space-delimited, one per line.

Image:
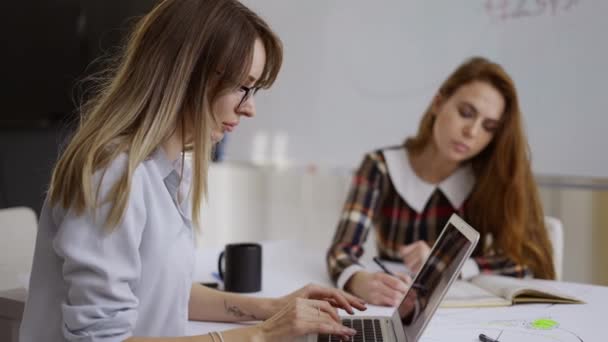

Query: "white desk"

xmin=189 ymin=240 xmax=606 ymax=341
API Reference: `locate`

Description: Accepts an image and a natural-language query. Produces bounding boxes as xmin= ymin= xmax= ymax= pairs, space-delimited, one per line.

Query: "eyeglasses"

xmin=237 ymin=85 xmax=260 ymax=108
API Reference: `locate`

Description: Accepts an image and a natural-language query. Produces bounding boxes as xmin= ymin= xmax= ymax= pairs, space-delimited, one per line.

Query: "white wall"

xmin=226 ymin=0 xmax=608 ymax=178
xmin=200 ymin=163 xmax=352 ymax=249
xmin=202 ymin=164 xmax=608 ymax=285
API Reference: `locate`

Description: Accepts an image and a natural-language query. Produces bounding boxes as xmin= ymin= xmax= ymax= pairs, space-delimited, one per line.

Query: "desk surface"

xmin=189 ymin=240 xmax=606 ymax=342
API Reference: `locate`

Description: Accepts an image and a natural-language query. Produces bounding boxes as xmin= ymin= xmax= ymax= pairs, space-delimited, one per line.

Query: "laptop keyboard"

xmin=317 ymin=318 xmax=384 ymax=342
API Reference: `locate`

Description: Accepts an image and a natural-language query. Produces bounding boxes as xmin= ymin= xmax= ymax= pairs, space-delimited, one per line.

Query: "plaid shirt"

xmin=326 ymin=147 xmax=530 ymax=286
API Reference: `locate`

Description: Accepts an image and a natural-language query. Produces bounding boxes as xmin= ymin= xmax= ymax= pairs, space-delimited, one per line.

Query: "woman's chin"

xmin=211 ymin=131 xmax=224 ymax=143
xmin=440 ymin=150 xmax=469 ymax=164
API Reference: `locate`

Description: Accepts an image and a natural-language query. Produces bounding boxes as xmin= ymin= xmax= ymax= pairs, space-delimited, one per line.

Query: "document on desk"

xmin=442 ymin=275 xmax=584 ymax=308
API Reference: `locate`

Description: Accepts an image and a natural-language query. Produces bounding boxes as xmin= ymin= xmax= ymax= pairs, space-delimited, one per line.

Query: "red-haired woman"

xmin=327 ymin=57 xmax=555 ymax=307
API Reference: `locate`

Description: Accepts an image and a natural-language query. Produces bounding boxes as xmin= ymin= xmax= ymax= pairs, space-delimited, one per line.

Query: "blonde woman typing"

xmin=20 ymin=1 xmax=364 ymax=341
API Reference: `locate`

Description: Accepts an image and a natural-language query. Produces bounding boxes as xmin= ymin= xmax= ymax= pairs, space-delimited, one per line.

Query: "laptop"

xmin=300 ymin=213 xmax=479 ymax=342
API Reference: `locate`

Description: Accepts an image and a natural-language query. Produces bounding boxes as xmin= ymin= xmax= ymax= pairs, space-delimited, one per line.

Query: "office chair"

xmin=544 ymin=216 xmax=564 ymax=280
xmin=0 ymin=207 xmax=37 ymax=290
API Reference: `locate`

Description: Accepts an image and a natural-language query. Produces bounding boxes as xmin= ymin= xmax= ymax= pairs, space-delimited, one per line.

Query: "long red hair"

xmin=406 ymin=57 xmax=555 ymax=279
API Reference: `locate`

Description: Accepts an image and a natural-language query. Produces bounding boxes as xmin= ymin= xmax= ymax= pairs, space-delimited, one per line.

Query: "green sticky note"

xmin=530 ymin=318 xmax=559 ymax=330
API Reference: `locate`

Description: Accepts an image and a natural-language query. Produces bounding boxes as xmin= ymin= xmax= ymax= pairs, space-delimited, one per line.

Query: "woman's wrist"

xmin=256 ymin=297 xmax=282 ymax=320
xmin=252 ymin=323 xmax=270 ymax=342
xmin=345 ymin=271 xmax=365 ymax=294
xmin=218 ymin=325 xmax=267 ymax=342
xmin=246 ymin=325 xmax=267 ymax=342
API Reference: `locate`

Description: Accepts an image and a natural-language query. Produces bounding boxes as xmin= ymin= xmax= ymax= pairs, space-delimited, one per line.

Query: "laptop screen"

xmin=398 ymin=221 xmax=475 ymax=341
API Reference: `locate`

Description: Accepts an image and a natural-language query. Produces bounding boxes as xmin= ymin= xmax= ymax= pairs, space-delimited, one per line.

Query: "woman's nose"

xmin=464 ymin=121 xmax=481 ymax=138
xmin=237 ymin=96 xmax=256 ymax=118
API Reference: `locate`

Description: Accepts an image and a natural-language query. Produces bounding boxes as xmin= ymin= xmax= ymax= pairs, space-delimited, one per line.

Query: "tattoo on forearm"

xmin=224 ymin=299 xmax=257 ymax=320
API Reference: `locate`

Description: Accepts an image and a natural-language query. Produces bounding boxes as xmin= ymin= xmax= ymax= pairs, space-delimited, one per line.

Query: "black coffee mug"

xmin=218 ymin=243 xmax=262 ymax=293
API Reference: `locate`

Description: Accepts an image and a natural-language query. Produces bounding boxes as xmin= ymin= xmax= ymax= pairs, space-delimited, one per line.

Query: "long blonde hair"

xmin=406 ymin=57 xmax=555 ymax=279
xmin=49 ymin=0 xmax=282 ymax=231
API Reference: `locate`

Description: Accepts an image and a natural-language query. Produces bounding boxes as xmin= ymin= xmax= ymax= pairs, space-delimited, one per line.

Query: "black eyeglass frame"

xmin=237 ymin=85 xmax=260 ymax=108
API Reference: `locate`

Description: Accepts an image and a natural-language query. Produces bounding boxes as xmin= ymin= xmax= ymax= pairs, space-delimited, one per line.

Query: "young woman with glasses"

xmin=19 ymin=1 xmax=365 ymax=341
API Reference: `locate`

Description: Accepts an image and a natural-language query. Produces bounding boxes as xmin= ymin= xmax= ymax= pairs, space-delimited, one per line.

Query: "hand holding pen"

xmin=346 ymin=265 xmax=411 ymax=307
xmin=373 ymin=256 xmax=415 ymax=281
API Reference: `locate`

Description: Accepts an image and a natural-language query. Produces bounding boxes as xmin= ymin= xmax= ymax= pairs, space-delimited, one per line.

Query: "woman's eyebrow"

xmin=484 ymin=118 xmax=501 ymax=125
xmin=460 ymin=101 xmax=478 ymax=114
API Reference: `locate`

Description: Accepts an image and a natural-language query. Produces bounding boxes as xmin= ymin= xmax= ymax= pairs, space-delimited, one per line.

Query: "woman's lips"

xmin=222 ymin=122 xmax=238 ymax=132
xmin=453 ymin=142 xmax=470 ymax=153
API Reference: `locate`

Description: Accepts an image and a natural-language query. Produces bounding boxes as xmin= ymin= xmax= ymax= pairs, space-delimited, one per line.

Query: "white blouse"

xmin=20 ymin=149 xmax=196 ymax=342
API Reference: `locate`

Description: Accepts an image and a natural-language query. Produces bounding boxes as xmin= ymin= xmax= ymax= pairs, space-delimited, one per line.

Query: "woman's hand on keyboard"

xmin=258 ymin=297 xmax=357 ymax=341
xmin=276 ymin=283 xmax=367 ymax=315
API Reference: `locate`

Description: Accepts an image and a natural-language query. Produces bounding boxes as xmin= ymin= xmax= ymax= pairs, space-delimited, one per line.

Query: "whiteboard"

xmin=226 ymin=0 xmax=607 ymax=178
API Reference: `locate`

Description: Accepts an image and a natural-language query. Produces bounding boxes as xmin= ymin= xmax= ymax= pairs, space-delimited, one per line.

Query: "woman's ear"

xmin=430 ymin=93 xmax=444 ymax=116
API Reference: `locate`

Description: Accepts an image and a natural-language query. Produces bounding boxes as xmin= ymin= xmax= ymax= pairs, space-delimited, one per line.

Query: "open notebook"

xmin=442 ymin=274 xmax=584 ymax=307
xmin=371 ymin=261 xmax=583 ymax=308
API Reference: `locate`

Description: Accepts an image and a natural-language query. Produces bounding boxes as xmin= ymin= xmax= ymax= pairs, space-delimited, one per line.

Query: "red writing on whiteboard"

xmin=485 ymin=0 xmax=580 ymax=20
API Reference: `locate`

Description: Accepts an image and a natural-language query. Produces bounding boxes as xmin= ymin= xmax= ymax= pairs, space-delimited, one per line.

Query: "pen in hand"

xmin=373 ymin=256 xmax=396 ymax=276
xmin=373 ymin=256 xmax=414 ymax=279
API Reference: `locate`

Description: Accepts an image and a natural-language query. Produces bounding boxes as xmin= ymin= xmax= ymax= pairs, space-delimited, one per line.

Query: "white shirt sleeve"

xmin=52 ymin=164 xmax=147 ymax=342
xmin=336 ymin=264 xmax=366 ymax=290
xmin=460 ymin=257 xmax=480 ymax=280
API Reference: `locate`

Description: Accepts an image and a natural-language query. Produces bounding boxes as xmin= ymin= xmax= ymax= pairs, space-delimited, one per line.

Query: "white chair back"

xmin=544 ymin=216 xmax=564 ymax=280
xmin=0 ymin=207 xmax=37 ymax=290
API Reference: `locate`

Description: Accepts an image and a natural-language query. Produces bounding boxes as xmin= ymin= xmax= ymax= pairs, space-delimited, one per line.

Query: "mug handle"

xmin=218 ymin=251 xmax=225 ymax=280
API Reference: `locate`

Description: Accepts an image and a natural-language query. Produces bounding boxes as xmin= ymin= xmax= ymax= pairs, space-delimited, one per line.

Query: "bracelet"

xmin=216 ymin=331 xmax=226 ymax=342
xmin=211 ymin=331 xmax=225 ymax=342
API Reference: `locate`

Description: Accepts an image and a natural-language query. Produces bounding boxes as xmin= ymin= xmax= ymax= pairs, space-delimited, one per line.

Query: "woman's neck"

xmin=408 ymin=144 xmax=460 ymax=184
xmin=162 ymin=127 xmax=184 ymax=162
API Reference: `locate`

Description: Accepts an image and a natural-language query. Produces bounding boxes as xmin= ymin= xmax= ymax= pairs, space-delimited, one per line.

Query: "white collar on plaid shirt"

xmin=382 ymin=147 xmax=475 ymax=214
